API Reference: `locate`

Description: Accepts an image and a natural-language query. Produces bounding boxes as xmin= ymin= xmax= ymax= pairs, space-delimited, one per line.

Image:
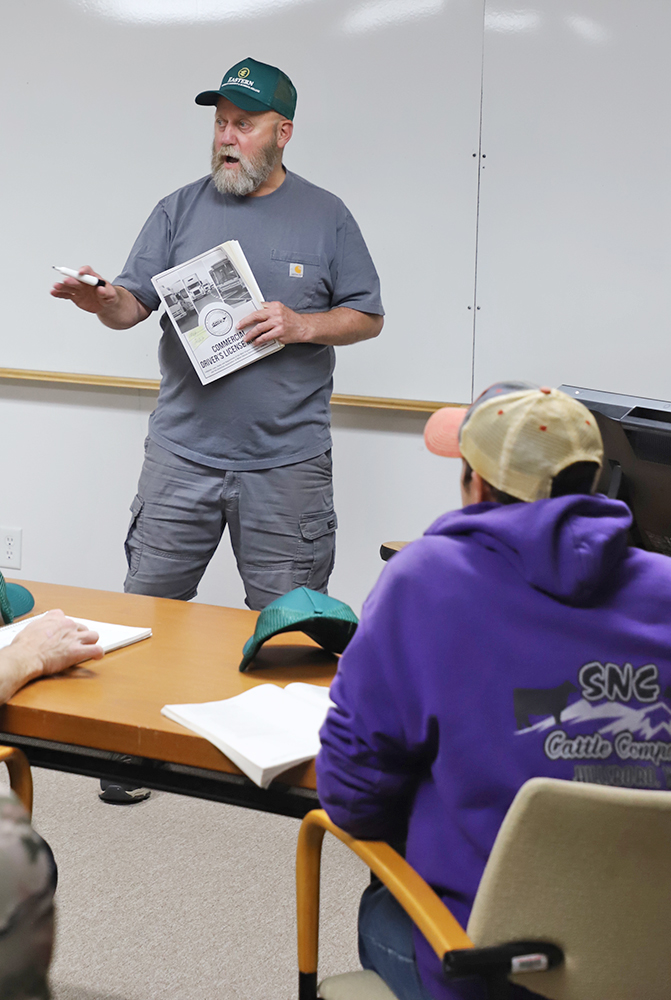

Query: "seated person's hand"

xmin=11 ymin=610 xmax=103 ymax=675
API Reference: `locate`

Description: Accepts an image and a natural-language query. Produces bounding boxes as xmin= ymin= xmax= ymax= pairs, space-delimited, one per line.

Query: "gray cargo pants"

xmin=124 ymin=438 xmax=337 ymax=610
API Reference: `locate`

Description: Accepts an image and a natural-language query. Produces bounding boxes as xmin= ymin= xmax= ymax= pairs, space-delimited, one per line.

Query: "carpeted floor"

xmin=5 ymin=767 xmax=369 ymax=1000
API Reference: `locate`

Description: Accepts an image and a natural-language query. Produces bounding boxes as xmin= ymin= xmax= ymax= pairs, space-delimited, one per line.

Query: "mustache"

xmin=214 ymin=145 xmax=241 ymax=166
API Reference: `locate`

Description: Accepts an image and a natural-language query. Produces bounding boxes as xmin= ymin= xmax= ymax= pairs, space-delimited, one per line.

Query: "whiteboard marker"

xmin=53 ymin=266 xmax=106 ymax=287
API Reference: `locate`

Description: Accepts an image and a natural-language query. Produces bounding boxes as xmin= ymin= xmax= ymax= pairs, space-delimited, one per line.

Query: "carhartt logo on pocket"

xmin=289 ymin=263 xmax=304 ymax=277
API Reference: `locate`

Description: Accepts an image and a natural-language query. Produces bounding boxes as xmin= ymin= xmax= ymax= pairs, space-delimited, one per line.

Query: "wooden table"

xmin=0 ymin=581 xmax=338 ymax=817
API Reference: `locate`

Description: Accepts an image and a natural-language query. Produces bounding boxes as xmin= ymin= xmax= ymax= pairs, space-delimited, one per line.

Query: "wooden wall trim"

xmin=0 ymin=368 xmax=460 ymax=414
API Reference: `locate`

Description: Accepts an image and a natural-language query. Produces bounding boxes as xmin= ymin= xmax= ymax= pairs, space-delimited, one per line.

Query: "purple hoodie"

xmin=317 ymin=494 xmax=671 ymax=1000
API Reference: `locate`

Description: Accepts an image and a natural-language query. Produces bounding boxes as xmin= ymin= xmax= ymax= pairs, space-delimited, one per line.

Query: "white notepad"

xmin=0 ymin=613 xmax=152 ymax=654
xmin=162 ymin=683 xmax=334 ymax=789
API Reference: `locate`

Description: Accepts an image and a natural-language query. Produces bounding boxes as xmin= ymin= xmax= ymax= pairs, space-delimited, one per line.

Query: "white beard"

xmin=211 ymin=133 xmax=280 ymax=196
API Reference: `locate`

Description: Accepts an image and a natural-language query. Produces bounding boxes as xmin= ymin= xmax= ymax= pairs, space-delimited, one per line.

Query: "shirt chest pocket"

xmin=269 ymin=249 xmax=324 ymax=311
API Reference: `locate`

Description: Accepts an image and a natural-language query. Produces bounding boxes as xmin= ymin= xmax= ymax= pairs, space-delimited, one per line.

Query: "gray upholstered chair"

xmin=296 ymin=777 xmax=671 ymax=1000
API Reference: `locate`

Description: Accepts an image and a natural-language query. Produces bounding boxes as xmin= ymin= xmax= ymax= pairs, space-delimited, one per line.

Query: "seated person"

xmin=0 ymin=593 xmax=102 ymax=998
xmin=316 ymin=382 xmax=671 ymax=1000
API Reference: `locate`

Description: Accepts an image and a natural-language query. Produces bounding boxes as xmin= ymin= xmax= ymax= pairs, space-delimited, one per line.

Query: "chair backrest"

xmin=467 ymin=777 xmax=671 ymax=1000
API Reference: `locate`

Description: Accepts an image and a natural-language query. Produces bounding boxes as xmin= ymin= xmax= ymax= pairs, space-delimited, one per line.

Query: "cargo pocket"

xmin=293 ymin=509 xmax=338 ymax=592
xmin=124 ymin=495 xmax=144 ymax=576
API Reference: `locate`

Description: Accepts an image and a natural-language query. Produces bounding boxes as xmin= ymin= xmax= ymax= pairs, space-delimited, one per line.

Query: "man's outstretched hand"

xmin=50 ymin=266 xmax=150 ymax=329
xmin=50 ymin=265 xmax=119 ymax=315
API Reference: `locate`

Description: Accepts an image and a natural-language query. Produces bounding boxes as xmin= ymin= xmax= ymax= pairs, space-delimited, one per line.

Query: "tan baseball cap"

xmin=424 ymin=382 xmax=603 ymax=502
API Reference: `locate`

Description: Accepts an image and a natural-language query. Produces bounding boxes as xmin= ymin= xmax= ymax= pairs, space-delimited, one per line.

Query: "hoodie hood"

xmin=424 ymin=494 xmax=632 ymax=605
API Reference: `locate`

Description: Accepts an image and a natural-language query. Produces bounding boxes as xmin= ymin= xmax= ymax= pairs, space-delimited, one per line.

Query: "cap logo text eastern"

xmin=226 ymin=75 xmax=255 ymax=89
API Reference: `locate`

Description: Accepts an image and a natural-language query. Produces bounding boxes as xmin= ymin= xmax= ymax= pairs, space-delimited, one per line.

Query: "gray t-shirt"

xmin=114 ymin=170 xmax=384 ymax=470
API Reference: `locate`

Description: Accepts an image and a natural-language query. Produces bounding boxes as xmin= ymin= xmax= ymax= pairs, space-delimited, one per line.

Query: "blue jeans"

xmin=359 ymin=884 xmax=544 ymax=1000
xmin=358 ymin=883 xmax=434 ymax=1000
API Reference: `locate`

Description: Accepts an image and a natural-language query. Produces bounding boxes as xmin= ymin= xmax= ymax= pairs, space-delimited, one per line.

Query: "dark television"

xmin=558 ymin=385 xmax=671 ymax=556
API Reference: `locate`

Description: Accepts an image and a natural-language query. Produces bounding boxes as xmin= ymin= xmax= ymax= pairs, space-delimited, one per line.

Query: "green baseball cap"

xmin=239 ymin=587 xmax=358 ymax=672
xmin=0 ymin=571 xmax=34 ymax=625
xmin=195 ymin=57 xmax=297 ymax=120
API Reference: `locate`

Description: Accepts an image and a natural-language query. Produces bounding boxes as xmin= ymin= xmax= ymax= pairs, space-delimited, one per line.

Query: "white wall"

xmin=473 ymin=0 xmax=671 ymax=400
xmin=6 ymin=0 xmax=481 ymax=404
xmin=0 ymin=382 xmax=461 ymax=615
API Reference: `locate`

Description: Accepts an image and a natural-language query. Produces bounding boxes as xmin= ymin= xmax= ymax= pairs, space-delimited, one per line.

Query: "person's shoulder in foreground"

xmin=316 ymin=382 xmax=671 ymax=1000
xmin=0 ymin=793 xmax=57 ymax=1000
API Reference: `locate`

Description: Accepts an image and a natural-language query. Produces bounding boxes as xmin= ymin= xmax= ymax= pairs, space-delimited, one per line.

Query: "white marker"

xmin=53 ymin=266 xmax=106 ymax=287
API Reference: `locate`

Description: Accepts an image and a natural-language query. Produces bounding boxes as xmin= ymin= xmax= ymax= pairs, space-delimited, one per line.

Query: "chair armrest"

xmin=0 ymin=746 xmax=33 ymax=817
xmin=296 ymin=808 xmax=472 ymax=982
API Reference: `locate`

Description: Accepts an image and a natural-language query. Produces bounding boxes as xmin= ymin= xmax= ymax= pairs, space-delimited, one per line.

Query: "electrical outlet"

xmin=0 ymin=528 xmax=22 ymax=570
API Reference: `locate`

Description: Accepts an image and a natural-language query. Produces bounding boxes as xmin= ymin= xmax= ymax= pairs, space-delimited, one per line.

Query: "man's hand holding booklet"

xmin=151 ymin=240 xmax=283 ymax=386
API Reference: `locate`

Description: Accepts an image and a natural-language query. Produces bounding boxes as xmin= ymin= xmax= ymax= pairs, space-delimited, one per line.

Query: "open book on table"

xmin=0 ymin=614 xmax=152 ymax=655
xmin=151 ymin=239 xmax=283 ymax=386
xmin=161 ymin=683 xmax=334 ymax=789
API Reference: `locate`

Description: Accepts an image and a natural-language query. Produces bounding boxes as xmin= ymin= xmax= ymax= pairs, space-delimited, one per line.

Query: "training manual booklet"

xmin=151 ymin=240 xmax=283 ymax=386
xmin=0 ymin=614 xmax=152 ymax=655
xmin=161 ymin=683 xmax=334 ymax=789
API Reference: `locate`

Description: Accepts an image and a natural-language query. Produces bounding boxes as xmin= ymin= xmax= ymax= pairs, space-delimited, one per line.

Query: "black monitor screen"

xmin=558 ymin=385 xmax=671 ymax=556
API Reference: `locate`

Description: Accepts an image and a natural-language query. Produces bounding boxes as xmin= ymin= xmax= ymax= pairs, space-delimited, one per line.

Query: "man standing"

xmin=52 ymin=57 xmax=383 ymax=611
xmin=317 ymin=383 xmax=671 ymax=1000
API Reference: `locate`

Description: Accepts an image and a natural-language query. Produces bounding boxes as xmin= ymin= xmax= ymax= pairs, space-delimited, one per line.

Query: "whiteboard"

xmin=473 ymin=0 xmax=671 ymax=400
xmin=4 ymin=0 xmax=483 ymax=405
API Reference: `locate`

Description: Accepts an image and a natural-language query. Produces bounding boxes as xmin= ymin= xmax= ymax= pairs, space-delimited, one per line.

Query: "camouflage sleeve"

xmin=0 ymin=795 xmax=57 ymax=1000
